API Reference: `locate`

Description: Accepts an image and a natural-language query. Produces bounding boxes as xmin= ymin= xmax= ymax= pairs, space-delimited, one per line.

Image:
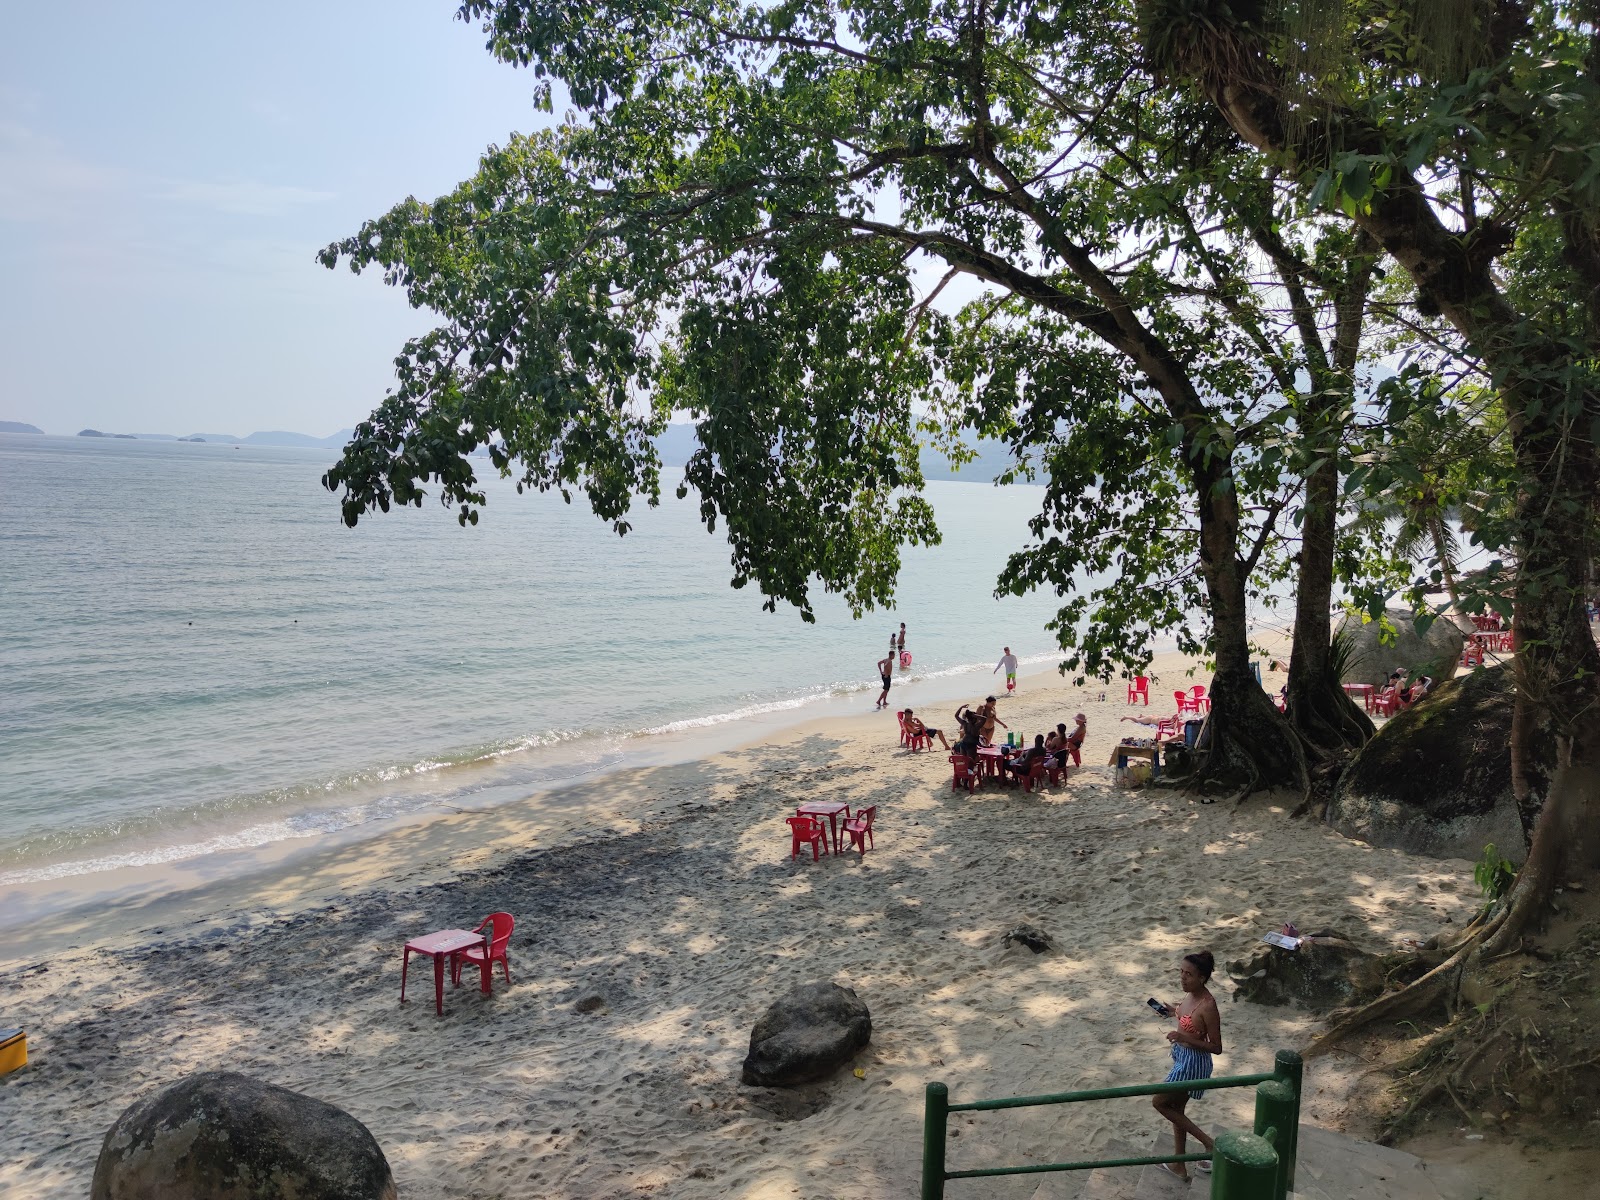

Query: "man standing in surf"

xmin=994 ymin=646 xmax=1019 ymax=693
xmin=876 ymin=651 xmax=894 ymax=710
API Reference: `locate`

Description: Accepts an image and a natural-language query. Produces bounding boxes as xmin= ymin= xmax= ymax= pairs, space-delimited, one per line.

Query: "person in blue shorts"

xmin=1153 ymin=950 xmax=1221 ymax=1181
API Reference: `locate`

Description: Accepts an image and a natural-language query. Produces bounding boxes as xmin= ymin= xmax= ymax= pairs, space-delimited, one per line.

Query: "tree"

xmin=1140 ymin=0 xmax=1600 ymax=1033
xmin=321 ymin=0 xmax=1411 ymax=793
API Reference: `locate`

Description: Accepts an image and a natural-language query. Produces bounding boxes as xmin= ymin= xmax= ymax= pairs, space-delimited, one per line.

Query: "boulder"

xmin=1335 ymin=607 xmax=1464 ymax=688
xmin=90 ymin=1071 xmax=396 ymax=1200
xmin=1226 ymin=933 xmax=1387 ymax=1011
xmin=740 ymin=982 xmax=871 ymax=1087
xmin=1329 ymin=665 xmax=1528 ymax=864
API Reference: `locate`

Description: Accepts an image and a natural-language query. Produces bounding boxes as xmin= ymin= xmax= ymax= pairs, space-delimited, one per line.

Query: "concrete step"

xmin=1078 ymin=1140 xmax=1141 ymax=1200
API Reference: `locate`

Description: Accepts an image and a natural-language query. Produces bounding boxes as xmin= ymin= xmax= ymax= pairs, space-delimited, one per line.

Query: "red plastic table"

xmin=1341 ymin=682 xmax=1375 ymax=713
xmin=976 ymin=745 xmax=1005 ymax=778
xmin=401 ymin=928 xmax=485 ymax=1016
xmin=796 ymin=801 xmax=851 ymax=855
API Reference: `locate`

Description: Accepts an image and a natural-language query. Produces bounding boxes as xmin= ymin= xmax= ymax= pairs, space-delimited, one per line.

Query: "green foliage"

xmin=322 ymin=0 xmax=1401 ymax=677
xmin=1473 ymin=843 xmax=1516 ymax=902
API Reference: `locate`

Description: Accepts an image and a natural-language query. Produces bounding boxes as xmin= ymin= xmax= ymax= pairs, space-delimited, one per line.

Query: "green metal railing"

xmin=921 ymin=1048 xmax=1302 ymax=1200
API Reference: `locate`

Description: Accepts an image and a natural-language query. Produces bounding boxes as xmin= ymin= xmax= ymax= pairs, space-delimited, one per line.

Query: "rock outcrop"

xmin=740 ymin=982 xmax=871 ymax=1087
xmin=1335 ymin=607 xmax=1464 ymax=688
xmin=1329 ymin=665 xmax=1528 ymax=863
xmin=1227 ymin=934 xmax=1388 ymax=1011
xmin=90 ymin=1071 xmax=396 ymax=1200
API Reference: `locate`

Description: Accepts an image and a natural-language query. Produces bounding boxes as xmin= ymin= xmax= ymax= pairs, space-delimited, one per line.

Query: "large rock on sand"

xmin=741 ymin=982 xmax=871 ymax=1087
xmin=1329 ymin=665 xmax=1528 ymax=864
xmin=1227 ymin=933 xmax=1389 ymax=1011
xmin=1335 ymin=607 xmax=1464 ymax=688
xmin=90 ymin=1071 xmax=396 ymax=1200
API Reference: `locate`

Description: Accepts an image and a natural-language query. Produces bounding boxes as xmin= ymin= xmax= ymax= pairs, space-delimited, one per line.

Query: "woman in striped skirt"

xmin=1153 ymin=950 xmax=1222 ymax=1181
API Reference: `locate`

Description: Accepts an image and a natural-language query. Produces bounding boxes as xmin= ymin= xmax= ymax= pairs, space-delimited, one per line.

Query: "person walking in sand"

xmin=1152 ymin=950 xmax=1221 ymax=1181
xmin=876 ymin=652 xmax=894 ymax=710
xmin=994 ymin=646 xmax=1019 ymax=692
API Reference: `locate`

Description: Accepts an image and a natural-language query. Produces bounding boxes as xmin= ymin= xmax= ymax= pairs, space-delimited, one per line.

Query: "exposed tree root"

xmin=1167 ymin=668 xmax=1310 ymax=802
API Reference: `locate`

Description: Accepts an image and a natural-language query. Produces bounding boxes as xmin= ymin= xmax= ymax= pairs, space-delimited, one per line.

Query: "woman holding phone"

xmin=1152 ymin=950 xmax=1221 ymax=1180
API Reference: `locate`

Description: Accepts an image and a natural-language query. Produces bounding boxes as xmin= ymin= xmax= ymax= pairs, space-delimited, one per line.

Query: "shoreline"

xmin=0 ymin=645 xmax=1183 ymax=946
xmin=0 ymin=638 xmax=1489 ymax=1199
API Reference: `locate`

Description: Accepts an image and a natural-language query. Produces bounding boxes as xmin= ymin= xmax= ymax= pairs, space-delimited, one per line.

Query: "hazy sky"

xmin=1 ymin=2 xmax=552 ymax=437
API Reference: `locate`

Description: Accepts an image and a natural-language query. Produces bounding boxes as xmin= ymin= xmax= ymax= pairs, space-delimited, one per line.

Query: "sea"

xmin=0 ymin=433 xmax=1076 ymax=920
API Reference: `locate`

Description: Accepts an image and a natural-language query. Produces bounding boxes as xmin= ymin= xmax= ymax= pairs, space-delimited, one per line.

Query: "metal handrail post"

xmin=921 ymin=1082 xmax=949 ymax=1200
xmin=1210 ymin=1131 xmax=1279 ymax=1200
xmin=1252 ymin=1080 xmax=1296 ymax=1200
xmin=1273 ymin=1049 xmax=1303 ymax=1195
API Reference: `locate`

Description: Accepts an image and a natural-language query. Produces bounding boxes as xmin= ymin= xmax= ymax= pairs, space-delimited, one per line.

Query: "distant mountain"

xmin=238 ymin=429 xmax=356 ymax=447
xmin=1 ymin=420 xmax=44 ymax=434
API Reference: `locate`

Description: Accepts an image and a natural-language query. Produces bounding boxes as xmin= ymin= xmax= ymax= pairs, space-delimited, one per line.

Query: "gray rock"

xmin=740 ymin=982 xmax=871 ymax=1087
xmin=1002 ymin=923 xmax=1052 ymax=953
xmin=1227 ymin=933 xmax=1387 ymax=1011
xmin=1329 ymin=665 xmax=1528 ymax=863
xmin=1335 ymin=607 xmax=1464 ymax=688
xmin=90 ymin=1071 xmax=396 ymax=1200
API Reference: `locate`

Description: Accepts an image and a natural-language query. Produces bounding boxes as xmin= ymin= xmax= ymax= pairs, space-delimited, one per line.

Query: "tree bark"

xmin=1187 ymin=448 xmax=1311 ymax=798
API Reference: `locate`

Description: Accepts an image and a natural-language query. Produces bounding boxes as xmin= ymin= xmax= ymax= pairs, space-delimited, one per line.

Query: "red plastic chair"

xmin=842 ymin=805 xmax=876 ymax=856
xmin=897 ymin=711 xmax=929 ymax=751
xmin=1189 ymin=685 xmax=1209 ymax=713
xmin=950 ymin=754 xmax=983 ymax=792
xmin=787 ymin=815 xmax=826 ymax=861
xmin=1462 ymin=639 xmax=1485 ymax=667
xmin=1372 ymin=686 xmax=1400 ymax=716
xmin=1174 ymin=690 xmax=1196 ymax=715
xmin=1127 ymin=676 xmax=1150 ymax=705
xmin=1022 ymin=758 xmax=1051 ymax=792
xmin=1045 ymin=757 xmax=1067 ymax=785
xmin=449 ymin=912 xmax=514 ymax=994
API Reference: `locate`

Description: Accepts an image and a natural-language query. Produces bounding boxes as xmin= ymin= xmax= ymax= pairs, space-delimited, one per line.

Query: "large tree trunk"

xmin=1285 ymin=454 xmax=1374 ymax=754
xmin=1187 ymin=452 xmax=1311 ymax=798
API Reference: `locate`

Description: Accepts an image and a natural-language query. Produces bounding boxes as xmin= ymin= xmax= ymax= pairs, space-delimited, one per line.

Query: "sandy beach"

xmin=0 ymin=650 xmax=1478 ymax=1198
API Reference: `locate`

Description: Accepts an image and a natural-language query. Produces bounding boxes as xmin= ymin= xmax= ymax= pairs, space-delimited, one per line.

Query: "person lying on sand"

xmin=1153 ymin=950 xmax=1221 ymax=1181
xmin=903 ymin=708 xmax=950 ymax=750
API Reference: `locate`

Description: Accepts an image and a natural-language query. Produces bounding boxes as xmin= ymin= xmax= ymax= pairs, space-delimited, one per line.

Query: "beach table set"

xmin=1341 ymin=682 xmax=1375 ymax=712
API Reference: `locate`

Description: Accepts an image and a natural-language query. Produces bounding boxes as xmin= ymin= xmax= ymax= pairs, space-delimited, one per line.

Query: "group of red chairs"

xmin=948 ymin=751 xmax=1063 ymax=793
xmin=786 ymin=806 xmax=877 ymax=861
xmin=1128 ymin=677 xmax=1208 ymax=718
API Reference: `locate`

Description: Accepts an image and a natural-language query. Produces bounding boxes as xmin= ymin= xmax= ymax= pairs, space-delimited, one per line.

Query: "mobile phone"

xmin=1147 ymin=997 xmax=1171 ymax=1017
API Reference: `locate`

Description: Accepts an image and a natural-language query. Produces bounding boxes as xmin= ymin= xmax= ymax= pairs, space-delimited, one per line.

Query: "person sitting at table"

xmin=1045 ymin=723 xmax=1066 ymax=755
xmin=904 ymin=708 xmax=951 ymax=750
xmin=1062 ymin=713 xmax=1087 ymax=766
xmin=978 ymin=696 xmax=1008 ymax=745
xmin=1005 ymin=734 xmax=1049 ymax=783
xmin=954 ymin=703 xmax=985 ymax=758
xmin=1400 ymin=673 xmax=1433 ymax=706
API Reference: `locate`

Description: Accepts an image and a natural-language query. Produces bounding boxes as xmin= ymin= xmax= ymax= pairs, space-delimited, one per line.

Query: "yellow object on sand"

xmin=0 ymin=1028 xmax=26 ymax=1076
xmin=853 ymin=1068 xmax=866 ymax=1080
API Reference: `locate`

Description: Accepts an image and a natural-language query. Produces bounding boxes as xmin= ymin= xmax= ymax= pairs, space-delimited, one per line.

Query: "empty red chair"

xmin=1127 ymin=676 xmax=1150 ymax=705
xmin=1189 ymin=685 xmax=1208 ymax=713
xmin=950 ymin=754 xmax=983 ymax=792
xmin=449 ymin=912 xmax=515 ymax=994
xmin=843 ymin=805 xmax=876 ymax=856
xmin=1174 ymin=689 xmax=1195 ymax=715
xmin=787 ymin=815 xmax=826 ymax=861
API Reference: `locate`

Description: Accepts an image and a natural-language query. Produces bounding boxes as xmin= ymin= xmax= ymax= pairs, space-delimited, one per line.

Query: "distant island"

xmin=1 ymin=420 xmax=44 ymax=434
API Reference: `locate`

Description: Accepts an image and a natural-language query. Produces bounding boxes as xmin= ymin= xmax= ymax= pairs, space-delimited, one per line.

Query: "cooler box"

xmin=0 ymin=1028 xmax=25 ymax=1075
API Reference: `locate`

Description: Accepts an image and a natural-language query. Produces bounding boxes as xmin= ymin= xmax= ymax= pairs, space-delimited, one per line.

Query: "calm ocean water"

xmin=0 ymin=434 xmax=1070 ymax=893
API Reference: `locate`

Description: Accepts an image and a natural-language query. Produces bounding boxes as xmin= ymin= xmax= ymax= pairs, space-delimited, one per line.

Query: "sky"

xmin=0 ymin=1 xmax=554 ymax=437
